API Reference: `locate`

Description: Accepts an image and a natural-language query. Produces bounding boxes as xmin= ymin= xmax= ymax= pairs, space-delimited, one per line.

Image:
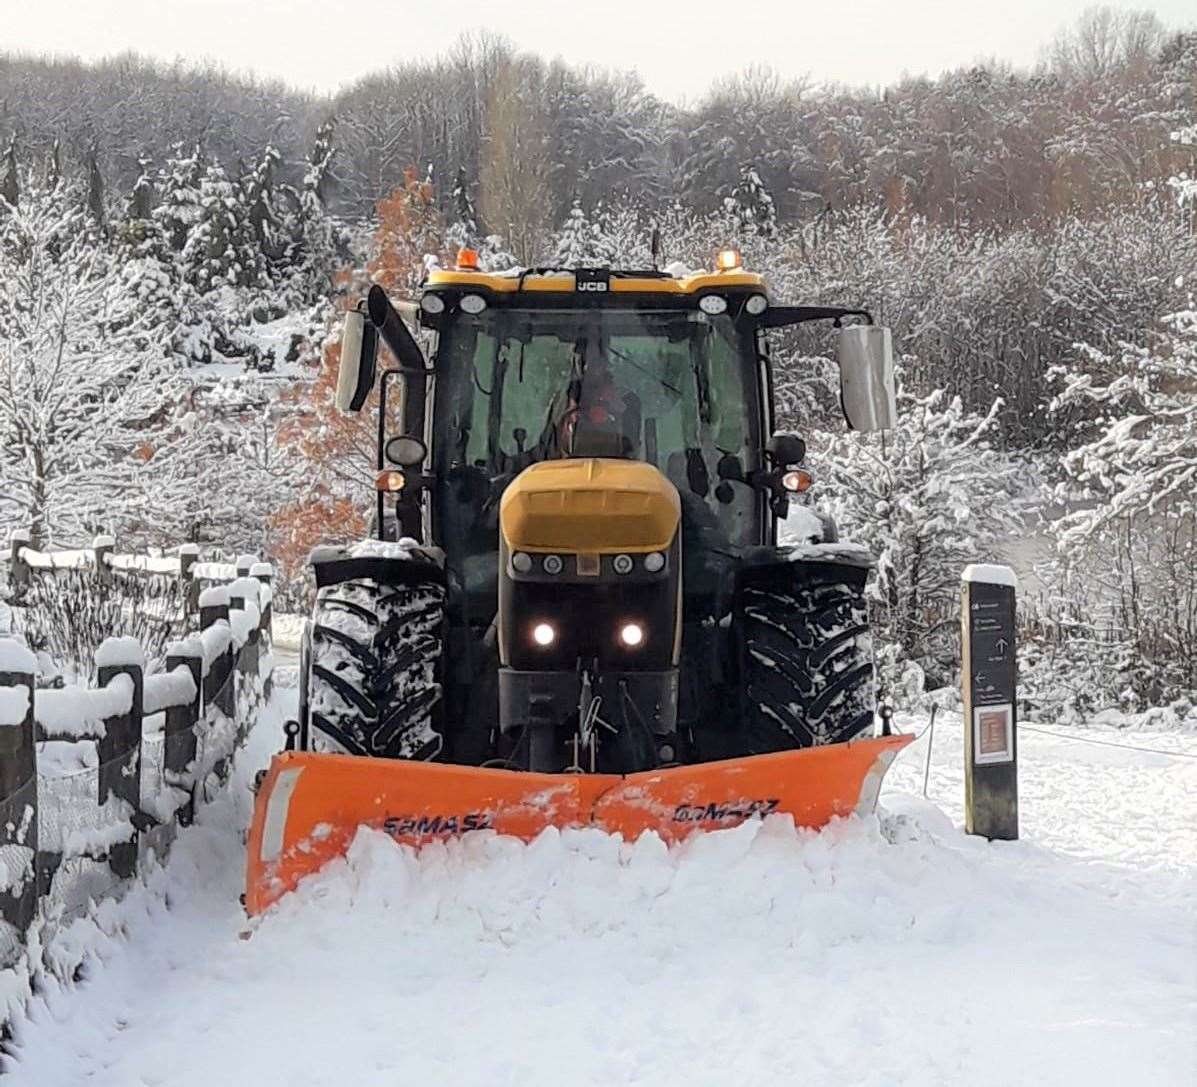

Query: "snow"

xmin=143 ymin=666 xmax=198 ymax=714
xmin=783 ymin=541 xmax=875 ymax=566
xmin=90 ymin=535 xmax=115 ymax=550
xmin=228 ymin=576 xmax=263 ymax=604
xmin=165 ymin=636 xmax=204 ymax=661
xmin=5 ymin=687 xmax=1194 ymax=1087
xmin=0 ymin=686 xmax=30 ymax=727
xmin=271 ymin=613 xmax=305 ymax=653
xmin=199 ymin=622 xmax=232 ymax=670
xmin=785 ymin=504 xmax=825 ymax=544
xmin=93 ymin=636 xmax=145 ymax=670
xmin=229 ymin=608 xmax=258 ymax=649
xmin=0 ymin=638 xmax=37 ymax=675
xmin=198 ymin=584 xmax=230 ymax=608
xmin=34 ymin=676 xmax=134 ymax=740
xmin=249 ymin=562 xmax=273 ymax=579
xmin=193 ymin=563 xmax=238 ymax=582
xmin=35 ymin=740 xmax=99 ymax=778
xmin=107 ymin=553 xmax=181 ymax=575
xmin=962 ymin=563 xmax=1017 ymax=588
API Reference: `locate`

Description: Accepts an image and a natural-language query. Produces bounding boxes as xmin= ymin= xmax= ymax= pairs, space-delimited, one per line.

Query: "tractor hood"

xmin=500 ymin=459 xmax=680 ymax=554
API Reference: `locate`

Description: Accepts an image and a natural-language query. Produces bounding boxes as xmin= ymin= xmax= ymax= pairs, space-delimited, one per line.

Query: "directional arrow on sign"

xmin=995 ymin=637 xmax=1009 ymax=654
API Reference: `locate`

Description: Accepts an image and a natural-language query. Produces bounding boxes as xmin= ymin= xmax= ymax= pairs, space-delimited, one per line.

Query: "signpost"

xmin=961 ymin=564 xmax=1018 ymax=840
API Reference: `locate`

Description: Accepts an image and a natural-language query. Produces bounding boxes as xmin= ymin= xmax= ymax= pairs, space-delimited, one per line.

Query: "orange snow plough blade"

xmin=244 ymin=734 xmax=913 ymax=915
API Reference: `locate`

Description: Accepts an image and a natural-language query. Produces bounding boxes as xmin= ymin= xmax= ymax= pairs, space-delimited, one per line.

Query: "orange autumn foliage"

xmin=369 ymin=168 xmax=445 ymax=293
xmin=271 ymin=170 xmax=446 ymax=581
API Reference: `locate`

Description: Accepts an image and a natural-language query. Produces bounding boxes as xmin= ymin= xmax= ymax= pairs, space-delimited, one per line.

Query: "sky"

xmin=2 ymin=0 xmax=1193 ymax=101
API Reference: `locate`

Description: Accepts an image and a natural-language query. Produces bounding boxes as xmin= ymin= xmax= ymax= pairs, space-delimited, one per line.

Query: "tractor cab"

xmin=325 ymin=250 xmax=896 ymax=773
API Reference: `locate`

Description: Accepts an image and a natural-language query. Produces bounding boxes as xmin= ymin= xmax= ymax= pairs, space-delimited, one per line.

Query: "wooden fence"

xmin=0 ymin=533 xmax=276 ymax=1036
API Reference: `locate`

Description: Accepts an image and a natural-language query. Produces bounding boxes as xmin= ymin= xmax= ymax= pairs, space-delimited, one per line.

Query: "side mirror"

xmin=766 ymin=434 xmax=806 ymax=466
xmin=335 ymin=308 xmax=378 ymax=413
xmin=837 ymin=325 xmax=897 ymax=432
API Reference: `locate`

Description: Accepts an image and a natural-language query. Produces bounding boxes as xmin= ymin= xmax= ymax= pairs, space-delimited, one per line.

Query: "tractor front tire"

xmin=737 ymin=570 xmax=876 ymax=752
xmin=307 ymin=576 xmax=445 ymax=760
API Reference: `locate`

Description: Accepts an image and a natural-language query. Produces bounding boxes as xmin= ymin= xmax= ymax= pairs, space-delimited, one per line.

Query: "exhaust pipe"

xmin=367 ymin=284 xmax=426 ymax=372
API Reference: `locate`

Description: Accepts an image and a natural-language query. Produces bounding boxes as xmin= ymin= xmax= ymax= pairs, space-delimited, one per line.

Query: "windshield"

xmin=432 ymin=306 xmax=763 ymax=595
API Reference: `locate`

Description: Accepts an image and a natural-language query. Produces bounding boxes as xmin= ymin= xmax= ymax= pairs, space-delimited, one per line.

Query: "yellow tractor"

xmin=247 ymin=250 xmax=911 ymax=913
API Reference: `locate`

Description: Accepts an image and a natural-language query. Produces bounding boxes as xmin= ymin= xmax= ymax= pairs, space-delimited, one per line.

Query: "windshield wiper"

xmin=606 ymin=344 xmax=682 ymax=396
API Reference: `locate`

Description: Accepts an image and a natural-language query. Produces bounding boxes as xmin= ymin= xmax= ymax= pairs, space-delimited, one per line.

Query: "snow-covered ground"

xmin=5 ymin=688 xmax=1195 ymax=1086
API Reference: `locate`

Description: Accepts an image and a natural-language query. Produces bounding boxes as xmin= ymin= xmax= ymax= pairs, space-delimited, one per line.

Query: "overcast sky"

xmin=3 ymin=0 xmax=1193 ymax=101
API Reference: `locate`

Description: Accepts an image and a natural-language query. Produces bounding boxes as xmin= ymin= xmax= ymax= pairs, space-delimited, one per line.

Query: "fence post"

xmin=165 ymin=641 xmax=203 ymax=827
xmin=0 ymin=639 xmax=38 ymax=971
xmin=95 ymin=638 xmax=144 ymax=880
xmin=228 ymin=580 xmax=256 ymax=723
xmin=92 ymin=534 xmax=115 ymax=588
xmin=252 ymin=563 xmax=274 ymax=698
xmin=961 ymin=565 xmax=1019 ymax=841
xmin=251 ymin=562 xmax=274 ymax=640
xmin=8 ymin=530 xmax=31 ymax=600
xmin=178 ymin=543 xmax=201 ymax=618
xmin=199 ymin=586 xmax=234 ymax=718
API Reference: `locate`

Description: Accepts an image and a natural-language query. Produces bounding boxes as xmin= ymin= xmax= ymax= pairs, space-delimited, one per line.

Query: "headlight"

xmin=745 ymin=293 xmax=768 ymax=315
xmin=612 ymin=553 xmax=633 ymax=575
xmin=460 ymin=293 xmax=487 ymax=314
xmin=644 ymin=552 xmax=665 ymax=573
xmin=511 ymin=552 xmax=532 ymax=573
xmin=619 ymin=622 xmax=644 ymax=648
xmin=532 ymin=622 xmax=556 ymax=647
xmin=699 ymin=294 xmax=727 ymax=315
xmin=543 ymin=554 xmax=564 ymax=575
xmin=420 ymin=293 xmax=445 ymax=314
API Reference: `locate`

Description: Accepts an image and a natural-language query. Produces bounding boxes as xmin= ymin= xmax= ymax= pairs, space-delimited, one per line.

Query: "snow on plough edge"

xmin=244 ymin=733 xmax=913 ymax=915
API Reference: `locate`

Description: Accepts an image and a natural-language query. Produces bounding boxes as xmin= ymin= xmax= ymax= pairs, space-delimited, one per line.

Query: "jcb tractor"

xmin=246 ymin=250 xmax=912 ymax=913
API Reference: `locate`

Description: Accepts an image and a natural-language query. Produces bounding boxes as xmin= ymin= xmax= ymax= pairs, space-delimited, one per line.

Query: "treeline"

xmin=2 ymin=12 xmax=1194 ymax=247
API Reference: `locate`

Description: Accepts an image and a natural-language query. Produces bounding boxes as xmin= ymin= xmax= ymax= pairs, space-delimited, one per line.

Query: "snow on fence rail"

xmin=6 ymin=533 xmax=274 ymax=635
xmin=0 ymin=538 xmax=276 ymax=1033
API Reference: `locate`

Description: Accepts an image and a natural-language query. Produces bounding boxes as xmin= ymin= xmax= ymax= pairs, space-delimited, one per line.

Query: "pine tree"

xmin=46 ymin=137 xmax=61 ymax=191
xmin=126 ymin=154 xmax=154 ymax=221
xmin=284 ymin=119 xmax=345 ymax=306
xmin=154 ymin=145 xmax=203 ymax=254
xmin=445 ymin=165 xmax=479 ymax=253
xmin=243 ymin=144 xmax=284 ymax=264
xmin=182 ymin=160 xmax=264 ymax=292
xmin=728 ymin=163 xmax=777 ymax=238
xmin=86 ymin=146 xmax=106 ymax=233
xmin=1 ymin=134 xmax=18 ymax=209
xmin=552 ymin=199 xmax=613 ymax=265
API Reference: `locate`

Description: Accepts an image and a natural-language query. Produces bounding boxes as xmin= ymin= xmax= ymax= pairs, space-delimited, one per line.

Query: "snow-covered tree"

xmin=1 ymin=134 xmax=19 ymax=209
xmin=1048 ymin=306 xmax=1197 ymax=698
xmin=153 ymin=145 xmax=203 ymax=254
xmin=727 ymin=163 xmax=777 ymax=237
xmin=283 ymin=120 xmax=346 ymax=307
xmin=445 ymin=164 xmax=479 ymax=253
xmin=182 ymin=160 xmax=264 ymax=292
xmin=0 ymin=178 xmax=203 ymax=546
xmin=551 ymin=199 xmax=613 ymax=265
xmin=816 ymin=376 xmax=1019 ymax=687
xmin=242 ymin=144 xmax=285 ymax=265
